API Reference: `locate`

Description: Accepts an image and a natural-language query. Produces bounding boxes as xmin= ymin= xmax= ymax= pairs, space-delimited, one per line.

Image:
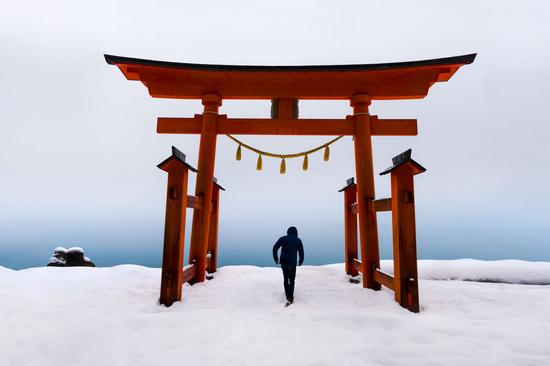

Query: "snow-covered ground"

xmin=1 ymin=260 xmax=549 ymax=366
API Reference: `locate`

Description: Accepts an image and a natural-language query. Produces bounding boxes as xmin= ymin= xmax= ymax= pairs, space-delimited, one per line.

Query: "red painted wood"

xmin=157 ymin=116 xmax=417 ymax=136
xmin=391 ymin=163 xmax=421 ymax=313
xmin=206 ymin=185 xmax=220 ymax=273
xmin=352 ymin=258 xmax=362 ymax=273
xmin=107 ymin=54 xmax=474 ymax=100
xmin=372 ymin=198 xmax=392 ymax=212
xmin=343 ymin=184 xmax=359 ymax=276
xmin=275 ymin=98 xmax=295 ymax=119
xmin=159 ymin=161 xmax=189 ymax=306
xmin=186 ymin=195 xmax=202 ymax=209
xmin=182 ymin=264 xmax=197 ymax=284
xmin=188 ymin=94 xmax=222 ymax=284
xmin=352 ymin=261 xmax=396 ymax=291
xmin=373 ymin=269 xmax=395 ymax=291
xmin=370 ymin=116 xmax=417 ymax=136
xmin=352 ymin=95 xmax=381 ymax=291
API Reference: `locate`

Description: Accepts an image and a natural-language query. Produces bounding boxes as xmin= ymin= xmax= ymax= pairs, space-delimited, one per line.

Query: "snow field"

xmin=0 ymin=260 xmax=549 ymax=366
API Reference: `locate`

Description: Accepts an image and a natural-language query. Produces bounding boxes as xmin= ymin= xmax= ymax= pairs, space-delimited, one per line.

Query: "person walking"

xmin=273 ymin=226 xmax=304 ymax=306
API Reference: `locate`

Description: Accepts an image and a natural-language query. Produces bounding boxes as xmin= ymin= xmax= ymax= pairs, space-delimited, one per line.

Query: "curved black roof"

xmin=104 ymin=53 xmax=476 ymax=72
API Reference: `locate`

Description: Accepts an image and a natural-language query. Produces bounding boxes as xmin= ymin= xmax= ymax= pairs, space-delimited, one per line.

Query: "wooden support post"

xmin=339 ymin=178 xmax=358 ymax=276
xmin=206 ymin=180 xmax=224 ymax=273
xmin=391 ymin=170 xmax=419 ymax=312
xmin=188 ymin=94 xmax=222 ymax=283
xmin=382 ymin=149 xmax=426 ymax=312
xmin=351 ymin=94 xmax=381 ymax=290
xmin=157 ymin=147 xmax=196 ymax=306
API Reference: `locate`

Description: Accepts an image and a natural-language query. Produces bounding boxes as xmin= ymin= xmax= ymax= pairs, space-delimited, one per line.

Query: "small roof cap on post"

xmin=157 ymin=146 xmax=198 ymax=172
xmin=338 ymin=177 xmax=356 ymax=192
xmin=213 ymin=177 xmax=226 ymax=191
xmin=380 ymin=149 xmax=426 ymax=176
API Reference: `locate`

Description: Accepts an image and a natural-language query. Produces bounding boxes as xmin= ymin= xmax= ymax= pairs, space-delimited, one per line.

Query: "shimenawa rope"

xmin=226 ymin=134 xmax=344 ymax=174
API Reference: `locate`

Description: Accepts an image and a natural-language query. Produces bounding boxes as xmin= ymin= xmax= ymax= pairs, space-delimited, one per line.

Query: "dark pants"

xmin=281 ymin=264 xmax=296 ymax=301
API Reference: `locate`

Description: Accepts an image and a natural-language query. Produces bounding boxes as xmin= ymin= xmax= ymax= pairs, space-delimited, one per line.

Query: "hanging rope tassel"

xmin=323 ymin=145 xmax=330 ymax=161
xmin=256 ymin=154 xmax=263 ymax=171
xmin=280 ymin=158 xmax=286 ymax=174
xmin=236 ymin=144 xmax=242 ymax=161
xmin=302 ymin=155 xmax=308 ymax=171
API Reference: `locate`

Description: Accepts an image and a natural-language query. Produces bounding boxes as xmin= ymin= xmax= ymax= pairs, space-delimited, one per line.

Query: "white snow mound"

xmin=381 ymin=259 xmax=550 ymax=285
xmin=0 ymin=261 xmax=549 ymax=365
xmin=67 ymin=246 xmax=84 ymax=253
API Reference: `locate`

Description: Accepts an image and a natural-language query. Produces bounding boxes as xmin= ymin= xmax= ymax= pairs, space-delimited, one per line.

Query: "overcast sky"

xmin=1 ymin=0 xmax=549 ymax=267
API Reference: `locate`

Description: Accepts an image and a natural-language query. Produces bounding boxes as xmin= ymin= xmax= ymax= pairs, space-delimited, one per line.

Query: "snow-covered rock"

xmin=1 ymin=260 xmax=549 ymax=365
xmin=47 ymin=246 xmax=95 ymax=267
xmin=47 ymin=247 xmax=68 ymax=266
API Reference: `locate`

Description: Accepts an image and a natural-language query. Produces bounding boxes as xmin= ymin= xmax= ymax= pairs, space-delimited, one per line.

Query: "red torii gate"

xmin=106 ymin=53 xmax=475 ymax=311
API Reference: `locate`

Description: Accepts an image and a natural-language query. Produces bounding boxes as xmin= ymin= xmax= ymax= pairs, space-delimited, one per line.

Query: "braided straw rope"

xmin=226 ymin=134 xmax=344 ymax=159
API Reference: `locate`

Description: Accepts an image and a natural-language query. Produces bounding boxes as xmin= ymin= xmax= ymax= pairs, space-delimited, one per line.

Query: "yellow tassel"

xmin=323 ymin=145 xmax=330 ymax=161
xmin=280 ymin=158 xmax=286 ymax=174
xmin=236 ymin=145 xmax=242 ymax=161
xmin=302 ymin=155 xmax=308 ymax=171
xmin=256 ymin=154 xmax=263 ymax=171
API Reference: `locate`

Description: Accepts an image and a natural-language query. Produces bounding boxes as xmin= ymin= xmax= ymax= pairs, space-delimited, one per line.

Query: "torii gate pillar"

xmin=188 ymin=94 xmax=222 ymax=283
xmin=352 ymin=95 xmax=381 ymax=290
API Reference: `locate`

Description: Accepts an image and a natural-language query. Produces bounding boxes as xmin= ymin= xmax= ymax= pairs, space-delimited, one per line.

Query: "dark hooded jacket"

xmin=272 ymin=227 xmax=304 ymax=266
